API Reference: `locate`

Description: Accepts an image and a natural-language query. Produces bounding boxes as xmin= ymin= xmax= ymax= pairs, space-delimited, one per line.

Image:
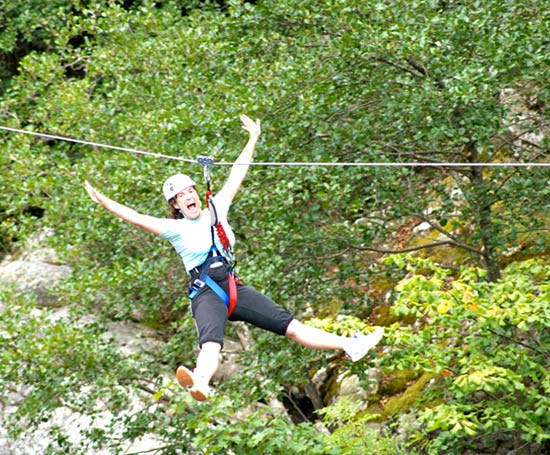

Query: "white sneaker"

xmin=344 ymin=327 xmax=384 ymax=362
xmin=176 ymin=366 xmax=211 ymax=401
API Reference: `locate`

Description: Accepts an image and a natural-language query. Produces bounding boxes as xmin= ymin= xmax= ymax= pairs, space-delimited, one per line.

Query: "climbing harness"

xmin=188 ymin=156 xmax=241 ymax=317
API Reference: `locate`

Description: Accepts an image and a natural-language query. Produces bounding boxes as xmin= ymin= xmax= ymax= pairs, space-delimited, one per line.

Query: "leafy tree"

xmin=382 ymin=255 xmax=550 ymax=454
xmin=1 ymin=0 xmax=550 ymax=454
xmin=243 ymin=0 xmax=550 ymax=283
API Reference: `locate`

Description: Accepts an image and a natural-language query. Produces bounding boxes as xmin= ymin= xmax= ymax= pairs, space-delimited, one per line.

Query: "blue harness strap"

xmin=189 ymin=273 xmax=229 ymax=305
xmin=188 ymin=247 xmax=239 ymax=316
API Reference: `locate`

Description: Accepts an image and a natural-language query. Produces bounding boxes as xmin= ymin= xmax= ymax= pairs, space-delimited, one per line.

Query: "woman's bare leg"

xmin=285 ymin=319 xmax=384 ymax=361
xmin=194 ymin=341 xmax=221 ymax=385
xmin=285 ymin=319 xmax=347 ymax=349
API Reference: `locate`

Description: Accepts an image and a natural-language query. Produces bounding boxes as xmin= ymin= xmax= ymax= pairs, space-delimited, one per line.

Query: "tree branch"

xmin=374 ymin=56 xmax=423 ymax=78
xmin=412 ymin=213 xmax=484 ymax=256
xmin=405 ymin=57 xmax=446 ymax=90
xmin=347 ymin=239 xmax=481 ymax=256
xmin=484 ymin=327 xmax=550 ymax=358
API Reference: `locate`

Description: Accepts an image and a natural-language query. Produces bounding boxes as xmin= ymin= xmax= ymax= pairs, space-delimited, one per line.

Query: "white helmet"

xmin=162 ymin=173 xmax=197 ymax=201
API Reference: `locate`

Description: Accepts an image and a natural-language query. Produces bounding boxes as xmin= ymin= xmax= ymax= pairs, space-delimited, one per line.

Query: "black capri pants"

xmin=189 ymin=263 xmax=294 ymax=348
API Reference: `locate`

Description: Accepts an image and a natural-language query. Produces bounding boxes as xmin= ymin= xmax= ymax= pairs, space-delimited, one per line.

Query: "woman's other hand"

xmin=240 ymin=114 xmax=261 ymax=138
xmin=84 ymin=180 xmax=102 ymax=204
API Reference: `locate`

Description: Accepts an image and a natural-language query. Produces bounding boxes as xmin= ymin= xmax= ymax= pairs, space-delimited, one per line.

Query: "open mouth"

xmin=186 ymin=202 xmax=197 ymax=210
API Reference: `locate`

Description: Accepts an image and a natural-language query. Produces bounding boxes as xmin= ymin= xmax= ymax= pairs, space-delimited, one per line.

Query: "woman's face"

xmin=173 ymin=186 xmax=201 ymax=219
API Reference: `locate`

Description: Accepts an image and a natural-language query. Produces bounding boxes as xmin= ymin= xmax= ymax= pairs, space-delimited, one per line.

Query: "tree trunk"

xmin=468 ymin=144 xmax=501 ymax=282
xmin=476 ymin=198 xmax=502 ymax=282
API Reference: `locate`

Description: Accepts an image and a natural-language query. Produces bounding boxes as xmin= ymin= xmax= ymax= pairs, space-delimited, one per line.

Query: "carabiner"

xmin=197 ymin=155 xmax=215 ymax=188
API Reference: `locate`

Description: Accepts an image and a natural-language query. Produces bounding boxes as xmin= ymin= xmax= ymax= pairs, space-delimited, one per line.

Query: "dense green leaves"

xmin=384 ymin=256 xmax=550 ymax=454
xmin=1 ymin=0 xmax=549 ymax=453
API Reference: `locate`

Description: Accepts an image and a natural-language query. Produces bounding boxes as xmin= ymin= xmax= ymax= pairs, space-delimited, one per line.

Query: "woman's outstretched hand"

xmin=83 ymin=180 xmax=166 ymax=234
xmin=240 ymin=114 xmax=261 ymax=138
xmin=84 ymin=180 xmax=102 ymax=204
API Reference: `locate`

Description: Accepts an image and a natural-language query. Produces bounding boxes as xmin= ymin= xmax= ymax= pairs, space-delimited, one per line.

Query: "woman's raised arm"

xmin=218 ymin=114 xmax=261 ymax=203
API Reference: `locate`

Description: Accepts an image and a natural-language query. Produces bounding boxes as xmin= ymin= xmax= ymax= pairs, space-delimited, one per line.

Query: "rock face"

xmin=0 ymin=231 xmax=161 ymax=454
xmin=0 ymin=229 xmax=71 ymax=307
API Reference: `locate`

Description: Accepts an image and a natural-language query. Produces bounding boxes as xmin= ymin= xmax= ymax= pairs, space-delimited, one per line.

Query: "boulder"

xmin=0 ymin=229 xmax=72 ymax=306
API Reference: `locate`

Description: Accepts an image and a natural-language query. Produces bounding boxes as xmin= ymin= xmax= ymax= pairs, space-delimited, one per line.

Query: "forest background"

xmin=1 ymin=0 xmax=549 ymax=454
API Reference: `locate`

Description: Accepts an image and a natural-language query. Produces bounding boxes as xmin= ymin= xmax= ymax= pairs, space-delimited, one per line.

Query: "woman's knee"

xmin=285 ymin=319 xmax=301 ymax=339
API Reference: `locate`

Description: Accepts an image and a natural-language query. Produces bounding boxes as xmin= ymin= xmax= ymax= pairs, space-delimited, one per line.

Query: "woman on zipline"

xmin=84 ymin=114 xmax=384 ymax=401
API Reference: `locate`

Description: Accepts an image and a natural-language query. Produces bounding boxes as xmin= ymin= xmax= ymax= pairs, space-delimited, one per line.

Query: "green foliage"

xmin=185 ymin=400 xmax=328 ymax=455
xmin=1 ymin=0 xmax=550 ymax=453
xmin=2 ymin=0 xmax=550 ymax=280
xmin=308 ymin=315 xmax=374 ymax=338
xmin=318 ymin=396 xmax=418 ymax=455
xmin=382 ymin=255 xmax=550 ymax=454
xmin=0 ymin=291 xmax=142 ymax=444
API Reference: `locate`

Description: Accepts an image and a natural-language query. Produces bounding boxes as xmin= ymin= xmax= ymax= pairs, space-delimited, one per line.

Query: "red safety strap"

xmin=215 ymin=224 xmax=232 ymax=251
xmin=227 ymin=272 xmax=238 ymax=317
xmin=205 ymin=189 xmax=213 ymax=209
xmin=205 ymin=188 xmax=239 ymax=316
xmin=229 ymin=273 xmax=244 ymax=317
xmin=205 ymin=189 xmax=233 ymax=255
